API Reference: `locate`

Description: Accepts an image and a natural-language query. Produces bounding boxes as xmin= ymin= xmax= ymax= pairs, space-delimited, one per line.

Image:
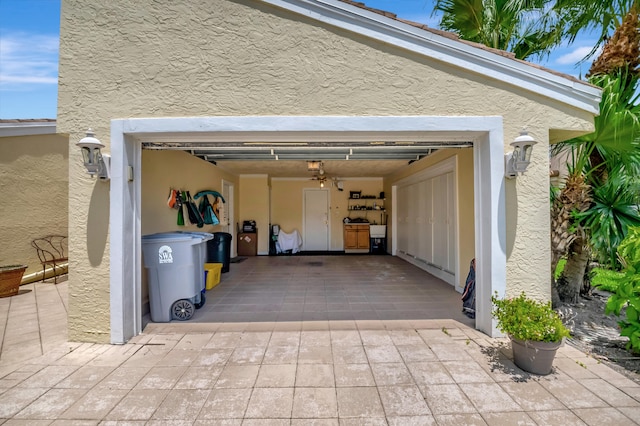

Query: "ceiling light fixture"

xmin=307 ymin=160 xmax=322 ymax=171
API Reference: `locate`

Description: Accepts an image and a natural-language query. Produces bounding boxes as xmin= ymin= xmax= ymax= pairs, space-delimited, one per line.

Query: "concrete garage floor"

xmin=183 ymin=255 xmax=475 ymax=326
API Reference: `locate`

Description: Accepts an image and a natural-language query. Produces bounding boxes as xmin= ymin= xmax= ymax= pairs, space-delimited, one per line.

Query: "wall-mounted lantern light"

xmin=505 ymin=129 xmax=537 ymax=179
xmin=76 ymin=129 xmax=111 ymax=181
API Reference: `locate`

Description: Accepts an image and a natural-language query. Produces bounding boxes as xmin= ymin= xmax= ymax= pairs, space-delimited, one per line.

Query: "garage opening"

xmin=110 ymin=116 xmax=507 ymax=343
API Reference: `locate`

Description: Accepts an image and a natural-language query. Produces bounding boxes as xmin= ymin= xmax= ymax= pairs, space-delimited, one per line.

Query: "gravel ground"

xmin=557 ymin=289 xmax=640 ymax=384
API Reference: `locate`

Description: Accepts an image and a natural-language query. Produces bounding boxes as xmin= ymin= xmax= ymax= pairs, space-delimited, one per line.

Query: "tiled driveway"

xmin=1 ymin=256 xmax=639 ymax=424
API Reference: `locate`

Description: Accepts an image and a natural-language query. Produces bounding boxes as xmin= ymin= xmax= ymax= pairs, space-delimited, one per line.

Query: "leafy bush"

xmin=554 ymin=258 xmax=566 ymax=280
xmin=605 ymin=226 xmax=640 ymax=354
xmin=591 ymin=268 xmax=624 ymax=293
xmin=491 ymin=292 xmax=571 ymax=342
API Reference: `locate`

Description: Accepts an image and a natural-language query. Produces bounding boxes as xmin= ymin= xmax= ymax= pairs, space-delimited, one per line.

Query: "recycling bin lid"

xmin=142 ymin=232 xmax=200 ymax=243
xmin=174 ymin=231 xmax=214 ymax=241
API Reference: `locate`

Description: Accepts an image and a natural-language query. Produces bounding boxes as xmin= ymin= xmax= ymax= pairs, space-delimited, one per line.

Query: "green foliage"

xmin=591 ymin=267 xmax=624 ymax=292
xmin=491 ymin=292 xmax=571 ymax=342
xmin=576 ymin=169 xmax=640 ymax=267
xmin=604 ymin=226 xmax=640 ymax=353
xmin=554 ymin=258 xmax=567 ymax=280
xmin=553 ymin=72 xmax=640 ymax=270
xmin=552 ymin=0 xmax=638 ymax=61
xmin=433 ymin=0 xmax=564 ymax=60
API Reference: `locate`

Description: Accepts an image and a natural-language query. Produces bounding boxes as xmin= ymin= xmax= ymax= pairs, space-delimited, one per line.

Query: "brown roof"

xmin=338 ymin=0 xmax=590 ymax=86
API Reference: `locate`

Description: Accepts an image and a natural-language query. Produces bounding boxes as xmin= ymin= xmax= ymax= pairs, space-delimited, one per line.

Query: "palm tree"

xmin=433 ymin=0 xmax=563 ymax=60
xmin=433 ymin=0 xmax=640 ymax=305
xmin=551 ymin=6 xmax=640 ymax=304
xmin=553 ymin=0 xmax=640 ymax=63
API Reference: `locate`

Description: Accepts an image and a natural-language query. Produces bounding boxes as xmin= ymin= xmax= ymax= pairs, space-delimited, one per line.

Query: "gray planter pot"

xmin=510 ymin=337 xmax=563 ymax=375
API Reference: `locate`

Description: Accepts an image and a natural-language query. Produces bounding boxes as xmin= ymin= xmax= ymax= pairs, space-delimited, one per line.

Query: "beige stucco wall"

xmin=58 ymin=0 xmax=595 ymax=342
xmin=0 ymin=133 xmax=69 ymax=274
xmin=271 ymin=178 xmax=383 ymax=251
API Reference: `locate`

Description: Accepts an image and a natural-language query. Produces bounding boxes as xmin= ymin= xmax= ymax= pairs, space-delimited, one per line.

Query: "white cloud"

xmin=556 ymin=45 xmax=602 ymax=65
xmin=0 ymin=32 xmax=59 ymax=88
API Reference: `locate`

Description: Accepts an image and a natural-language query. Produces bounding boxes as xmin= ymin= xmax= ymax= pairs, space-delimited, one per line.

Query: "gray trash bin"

xmin=141 ymin=232 xmax=212 ymax=322
xmin=176 ymin=231 xmax=214 ymax=291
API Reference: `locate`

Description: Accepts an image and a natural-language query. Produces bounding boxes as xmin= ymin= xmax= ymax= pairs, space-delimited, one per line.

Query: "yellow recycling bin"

xmin=204 ymin=263 xmax=223 ymax=290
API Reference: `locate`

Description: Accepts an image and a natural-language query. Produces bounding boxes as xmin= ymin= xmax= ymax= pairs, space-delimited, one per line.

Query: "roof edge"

xmin=261 ymin=0 xmax=601 ymax=114
xmin=0 ymin=120 xmax=57 ymax=137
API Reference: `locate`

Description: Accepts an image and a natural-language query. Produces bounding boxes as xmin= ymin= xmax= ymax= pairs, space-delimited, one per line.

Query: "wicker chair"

xmin=31 ymin=235 xmax=68 ymax=284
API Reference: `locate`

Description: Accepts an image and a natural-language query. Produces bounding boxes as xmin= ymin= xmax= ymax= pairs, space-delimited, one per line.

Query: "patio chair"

xmin=31 ymin=235 xmax=68 ymax=284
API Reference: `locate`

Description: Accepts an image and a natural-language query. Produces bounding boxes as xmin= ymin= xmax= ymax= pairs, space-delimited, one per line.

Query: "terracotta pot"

xmin=0 ymin=265 xmax=27 ymax=298
xmin=510 ymin=336 xmax=563 ymax=375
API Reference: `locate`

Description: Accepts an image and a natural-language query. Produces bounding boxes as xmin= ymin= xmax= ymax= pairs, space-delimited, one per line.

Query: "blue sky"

xmin=0 ymin=0 xmax=598 ymax=119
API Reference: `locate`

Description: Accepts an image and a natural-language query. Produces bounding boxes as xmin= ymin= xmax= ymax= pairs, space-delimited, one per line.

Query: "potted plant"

xmin=0 ymin=265 xmax=27 ymax=298
xmin=492 ymin=292 xmax=570 ymax=375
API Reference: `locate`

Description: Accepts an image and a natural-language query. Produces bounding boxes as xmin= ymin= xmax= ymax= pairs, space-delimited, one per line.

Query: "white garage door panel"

xmin=398 ymin=186 xmax=409 ymax=251
xmin=408 ymin=182 xmax=420 ymax=257
xmin=419 ymin=179 xmax=431 ymax=263
xmin=446 ymin=172 xmax=456 ymax=274
xmin=433 ymin=174 xmax=448 ymax=269
xmin=396 ymin=170 xmax=456 ymax=286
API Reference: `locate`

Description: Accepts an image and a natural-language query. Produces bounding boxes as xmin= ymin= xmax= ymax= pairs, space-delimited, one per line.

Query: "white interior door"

xmin=303 ymin=189 xmax=329 ymax=251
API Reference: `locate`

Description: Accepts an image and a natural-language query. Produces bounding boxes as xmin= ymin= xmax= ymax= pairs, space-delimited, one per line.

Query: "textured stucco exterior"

xmin=59 ymin=0 xmax=596 ymax=342
xmin=0 ymin=133 xmax=69 ymax=274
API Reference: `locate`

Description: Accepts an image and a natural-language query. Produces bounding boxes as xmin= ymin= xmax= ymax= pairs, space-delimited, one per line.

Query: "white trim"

xmin=394 ymin=156 xmax=458 ymax=186
xmin=473 ymin=131 xmax=506 ymax=337
xmin=0 ymin=123 xmax=56 ymax=137
xmin=260 ymin=0 xmax=601 ymax=114
xmin=125 ymin=116 xmax=495 ymax=139
xmin=271 ymin=176 xmax=383 ymax=181
xmin=110 ymin=122 xmax=142 ymax=344
xmin=110 ymin=115 xmax=506 ymax=342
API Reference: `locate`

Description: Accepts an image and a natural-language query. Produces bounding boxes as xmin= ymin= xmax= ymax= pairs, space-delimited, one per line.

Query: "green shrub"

xmin=591 ymin=268 xmax=624 ymax=293
xmin=554 ymin=258 xmax=566 ymax=280
xmin=491 ymin=292 xmax=571 ymax=342
xmin=604 ymin=226 xmax=640 ymax=354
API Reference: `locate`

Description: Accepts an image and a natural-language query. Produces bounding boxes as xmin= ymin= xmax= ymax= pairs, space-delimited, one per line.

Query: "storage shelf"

xmin=347 ymin=197 xmax=385 ymax=212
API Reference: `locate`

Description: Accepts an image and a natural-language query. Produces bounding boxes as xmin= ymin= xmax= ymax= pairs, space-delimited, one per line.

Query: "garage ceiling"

xmin=142 ymin=140 xmax=473 ymax=178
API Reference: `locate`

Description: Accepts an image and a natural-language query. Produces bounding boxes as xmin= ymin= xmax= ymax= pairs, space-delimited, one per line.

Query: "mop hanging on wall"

xmin=176 ymin=191 xmax=185 ymax=226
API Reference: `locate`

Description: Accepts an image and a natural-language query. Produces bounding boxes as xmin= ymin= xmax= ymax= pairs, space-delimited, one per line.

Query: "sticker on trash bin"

xmin=158 ymin=245 xmax=173 ymax=264
xmin=243 ymin=235 xmax=252 ymax=242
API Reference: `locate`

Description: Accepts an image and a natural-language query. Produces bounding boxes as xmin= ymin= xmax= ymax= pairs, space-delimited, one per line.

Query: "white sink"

xmin=369 ymin=225 xmax=386 ymax=238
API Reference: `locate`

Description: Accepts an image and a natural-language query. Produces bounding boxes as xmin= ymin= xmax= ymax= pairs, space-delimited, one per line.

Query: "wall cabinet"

xmin=344 ymin=224 xmax=370 ymax=253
